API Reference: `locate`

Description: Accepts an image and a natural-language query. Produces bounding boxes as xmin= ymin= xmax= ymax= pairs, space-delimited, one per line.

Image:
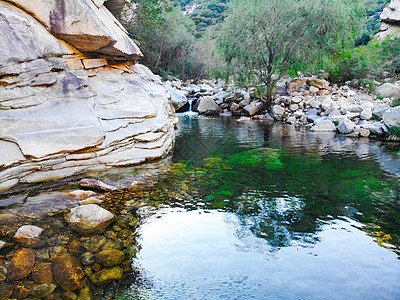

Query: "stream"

xmin=114 ymin=114 xmax=400 ymax=299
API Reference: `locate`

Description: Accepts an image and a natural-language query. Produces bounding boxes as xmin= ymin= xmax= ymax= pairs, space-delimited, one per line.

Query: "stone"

xmin=291 ymin=96 xmax=303 ymax=103
xmin=0 ymin=140 xmax=26 ymax=168
xmin=337 ymin=119 xmax=356 ymax=134
xmin=95 ymin=249 xmax=125 ymax=267
xmin=244 ymin=102 xmax=263 ymax=116
xmin=289 ymin=104 xmax=299 ymax=111
xmin=0 ymin=240 xmax=6 ymax=251
xmin=309 ymin=79 xmax=330 ymax=90
xmin=79 ymin=179 xmax=116 ymax=192
xmin=52 ymin=253 xmax=85 ymax=291
xmin=65 ymin=204 xmax=115 ymax=235
xmin=30 ymin=283 xmax=57 ymax=298
xmin=287 ymin=78 xmax=308 ymax=93
xmin=14 ymin=225 xmax=44 ymax=247
xmin=376 ymin=83 xmax=400 ymax=98
xmin=90 ymin=266 xmax=123 ymax=285
xmin=83 ymin=235 xmax=107 ymax=253
xmin=320 ymin=96 xmax=333 ymax=111
xmin=380 ymin=0 xmax=400 ymax=23
xmin=306 ymin=108 xmax=320 ymax=123
xmin=12 ymin=284 xmax=31 ymax=299
xmin=82 ymin=58 xmax=108 ymax=69
xmin=198 ymin=96 xmax=221 ymax=115
xmin=0 ymin=266 xmax=7 ymax=281
xmin=32 ymin=262 xmax=53 ymax=284
xmin=8 ymin=248 xmax=36 ymax=281
xmin=357 ymin=127 xmax=370 ymax=137
xmin=373 ymin=105 xmax=391 ymax=119
xmin=81 ymin=252 xmax=95 ymax=265
xmin=65 ymin=190 xmax=98 ymax=199
xmin=360 ymin=109 xmax=373 ymax=120
xmin=230 ymin=103 xmax=240 ymax=111
xmin=310 ymin=118 xmax=336 ymax=132
xmin=79 ymin=197 xmax=104 ymax=205
xmin=310 ymin=100 xmax=321 ymax=108
xmin=165 ymin=84 xmax=188 ymax=111
xmin=309 ymin=86 xmax=319 ymax=94
xmin=383 ymin=106 xmax=400 ymax=128
xmin=328 ymin=110 xmax=347 ymax=123
xmin=361 ymin=123 xmax=386 ymax=136
xmin=272 ymin=105 xmax=285 ymax=117
xmin=286 ymin=116 xmax=297 ymax=124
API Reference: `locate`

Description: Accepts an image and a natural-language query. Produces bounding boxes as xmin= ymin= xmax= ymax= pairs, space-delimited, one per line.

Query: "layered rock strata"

xmin=377 ymin=0 xmax=400 ymax=39
xmin=0 ymin=0 xmax=178 ymax=192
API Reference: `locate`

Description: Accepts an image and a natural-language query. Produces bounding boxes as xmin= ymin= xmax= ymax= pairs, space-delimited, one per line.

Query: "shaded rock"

xmin=30 ymin=283 xmax=57 ymax=298
xmin=90 ymin=267 xmax=123 ymax=285
xmin=95 ymin=249 xmax=125 ymax=267
xmin=383 ymin=106 xmax=400 ymax=128
xmin=338 ymin=119 xmax=356 ymax=134
xmin=376 ymin=83 xmax=400 ymax=98
xmin=373 ymin=105 xmax=390 ymax=119
xmin=32 ymin=262 xmax=53 ymax=284
xmin=198 ymin=96 xmax=221 ymax=115
xmin=8 ymin=248 xmax=35 ymax=281
xmin=165 ymin=84 xmax=188 ymax=111
xmin=65 ymin=204 xmax=115 ymax=235
xmin=361 ymin=123 xmax=386 ymax=136
xmin=14 ymin=225 xmax=44 ymax=247
xmin=12 ymin=283 xmax=31 ymax=299
xmin=79 ymin=179 xmax=116 ymax=192
xmin=52 ymin=253 xmax=85 ymax=291
xmin=306 ymin=108 xmax=320 ymax=123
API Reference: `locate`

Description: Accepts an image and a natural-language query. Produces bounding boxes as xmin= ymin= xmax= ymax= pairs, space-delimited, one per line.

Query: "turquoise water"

xmin=117 ymin=115 xmax=400 ymax=299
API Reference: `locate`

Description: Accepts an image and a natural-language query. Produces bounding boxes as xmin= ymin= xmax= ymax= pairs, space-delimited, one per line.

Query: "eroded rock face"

xmin=377 ymin=0 xmax=400 ymax=39
xmin=0 ymin=0 xmax=177 ymax=192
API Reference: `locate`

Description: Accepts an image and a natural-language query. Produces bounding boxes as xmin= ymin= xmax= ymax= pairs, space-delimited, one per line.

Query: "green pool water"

xmin=115 ymin=115 xmax=400 ymax=299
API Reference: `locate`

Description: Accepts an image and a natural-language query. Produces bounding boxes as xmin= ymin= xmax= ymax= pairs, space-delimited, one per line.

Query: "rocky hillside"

xmin=0 ymin=0 xmax=178 ymax=193
xmin=377 ymin=0 xmax=400 ymax=38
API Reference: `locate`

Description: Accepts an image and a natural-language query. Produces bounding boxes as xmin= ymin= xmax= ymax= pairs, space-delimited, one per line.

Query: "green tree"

xmin=217 ymin=0 xmax=364 ymax=109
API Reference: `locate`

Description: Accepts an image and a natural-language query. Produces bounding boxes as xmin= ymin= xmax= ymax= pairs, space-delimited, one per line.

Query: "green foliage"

xmin=328 ymin=35 xmax=400 ymax=82
xmin=388 ymin=126 xmax=400 ymax=138
xmin=216 ymin=0 xmax=364 ymax=108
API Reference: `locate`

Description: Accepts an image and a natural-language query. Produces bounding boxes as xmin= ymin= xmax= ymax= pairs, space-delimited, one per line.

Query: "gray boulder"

xmin=198 ymin=96 xmax=221 ymax=115
xmin=337 ymin=119 xmax=356 ymax=134
xmin=383 ymin=106 xmax=400 ymax=128
xmin=310 ymin=118 xmax=336 ymax=132
xmin=376 ymin=83 xmax=400 ymax=98
xmin=373 ymin=105 xmax=391 ymax=119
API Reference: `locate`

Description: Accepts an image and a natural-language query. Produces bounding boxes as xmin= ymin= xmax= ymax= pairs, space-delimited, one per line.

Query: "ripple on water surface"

xmin=120 ymin=208 xmax=400 ymax=300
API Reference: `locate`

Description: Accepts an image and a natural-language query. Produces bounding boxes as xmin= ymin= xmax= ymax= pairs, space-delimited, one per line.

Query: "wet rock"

xmin=30 ymin=283 xmax=57 ymax=298
xmin=14 ymin=225 xmax=44 ymax=247
xmin=79 ymin=179 xmax=116 ymax=192
xmin=79 ymin=197 xmax=103 ymax=205
xmin=65 ymin=190 xmax=97 ymax=199
xmin=95 ymin=249 xmax=125 ymax=267
xmin=90 ymin=266 xmax=123 ymax=285
xmin=0 ymin=266 xmax=7 ymax=281
xmin=32 ymin=262 xmax=53 ymax=284
xmin=102 ymin=240 xmax=123 ymax=251
xmin=78 ymin=285 xmax=94 ymax=299
xmin=52 ymin=253 xmax=85 ymax=291
xmin=338 ymin=119 xmax=356 ymax=134
xmin=64 ymin=290 xmax=78 ymax=300
xmin=35 ymin=248 xmax=50 ymax=261
xmin=65 ymin=204 xmax=115 ymax=235
xmin=81 ymin=252 xmax=95 ymax=265
xmin=0 ymin=283 xmax=14 ymax=299
xmin=8 ymin=248 xmax=35 ymax=281
xmin=83 ymin=235 xmax=107 ymax=253
xmin=244 ymin=102 xmax=264 ymax=116
xmin=0 ymin=213 xmax=20 ymax=226
xmin=67 ymin=238 xmax=84 ymax=254
xmin=12 ymin=283 xmax=31 ymax=299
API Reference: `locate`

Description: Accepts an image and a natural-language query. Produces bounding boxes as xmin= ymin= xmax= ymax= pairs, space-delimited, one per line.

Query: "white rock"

xmin=328 ymin=110 xmax=347 ymax=123
xmin=337 ymin=119 xmax=356 ymax=134
xmin=310 ymin=118 xmax=336 ymax=132
xmin=272 ymin=105 xmax=285 ymax=116
xmin=373 ymin=105 xmax=391 ymax=119
xmin=65 ymin=204 xmax=115 ymax=235
xmin=320 ymin=96 xmax=333 ymax=111
xmin=165 ymin=84 xmax=188 ymax=111
xmin=376 ymin=83 xmax=400 ymax=98
xmin=14 ymin=225 xmax=43 ymax=246
xmin=360 ymin=109 xmax=373 ymax=120
xmin=383 ymin=106 xmax=400 ymax=127
xmin=198 ymin=96 xmax=221 ymax=115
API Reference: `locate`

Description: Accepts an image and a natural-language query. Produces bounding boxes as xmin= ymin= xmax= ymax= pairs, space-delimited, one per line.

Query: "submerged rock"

xmin=30 ymin=283 xmax=57 ymax=298
xmin=65 ymin=204 xmax=115 ymax=235
xmin=90 ymin=266 xmax=123 ymax=285
xmin=32 ymin=262 xmax=53 ymax=284
xmin=52 ymin=253 xmax=85 ymax=291
xmin=8 ymin=248 xmax=36 ymax=281
xmin=79 ymin=179 xmax=117 ymax=192
xmin=95 ymin=249 xmax=125 ymax=267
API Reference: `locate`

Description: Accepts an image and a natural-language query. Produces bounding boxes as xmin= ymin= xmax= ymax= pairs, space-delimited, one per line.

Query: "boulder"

xmin=244 ymin=102 xmax=264 ymax=116
xmin=272 ymin=105 xmax=285 ymax=117
xmin=320 ymin=96 xmax=333 ymax=111
xmin=310 ymin=118 xmax=336 ymax=132
xmin=360 ymin=109 xmax=373 ymax=120
xmin=361 ymin=123 xmax=386 ymax=136
xmin=165 ymin=84 xmax=188 ymax=111
xmin=376 ymin=83 xmax=400 ymax=98
xmin=309 ymin=79 xmax=330 ymax=90
xmin=380 ymin=0 xmax=400 ymax=23
xmin=14 ymin=225 xmax=44 ymax=247
xmin=373 ymin=105 xmax=391 ymax=119
xmin=337 ymin=119 xmax=356 ymax=134
xmin=287 ymin=78 xmax=308 ymax=93
xmin=52 ymin=253 xmax=85 ymax=291
xmin=79 ymin=179 xmax=116 ymax=192
xmin=65 ymin=204 xmax=115 ymax=235
xmin=383 ymin=106 xmax=400 ymax=128
xmin=306 ymin=108 xmax=320 ymax=123
xmin=8 ymin=248 xmax=36 ymax=281
xmin=198 ymin=96 xmax=221 ymax=115
xmin=328 ymin=110 xmax=347 ymax=123
xmin=90 ymin=266 xmax=123 ymax=285
xmin=95 ymin=249 xmax=125 ymax=267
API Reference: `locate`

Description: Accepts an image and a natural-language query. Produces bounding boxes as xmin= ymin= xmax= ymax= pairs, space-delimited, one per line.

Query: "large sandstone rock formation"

xmin=377 ymin=0 xmax=400 ymax=39
xmin=0 ymin=0 xmax=178 ymax=192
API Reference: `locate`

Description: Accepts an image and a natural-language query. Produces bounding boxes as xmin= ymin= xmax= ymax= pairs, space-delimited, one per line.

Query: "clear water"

xmin=118 ymin=115 xmax=400 ymax=300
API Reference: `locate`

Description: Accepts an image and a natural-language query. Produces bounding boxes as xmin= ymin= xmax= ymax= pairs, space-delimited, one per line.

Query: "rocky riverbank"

xmin=167 ymin=77 xmax=400 ymax=140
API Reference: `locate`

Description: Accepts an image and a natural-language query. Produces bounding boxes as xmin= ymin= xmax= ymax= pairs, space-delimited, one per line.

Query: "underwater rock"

xmin=65 ymin=204 xmax=115 ymax=235
xmin=30 ymin=283 xmax=57 ymax=298
xmin=95 ymin=249 xmax=125 ymax=267
xmin=83 ymin=235 xmax=107 ymax=253
xmin=90 ymin=266 xmax=123 ymax=285
xmin=81 ymin=252 xmax=95 ymax=265
xmin=32 ymin=262 xmax=53 ymax=284
xmin=8 ymin=248 xmax=36 ymax=281
xmin=79 ymin=179 xmax=117 ymax=192
xmin=52 ymin=253 xmax=85 ymax=291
